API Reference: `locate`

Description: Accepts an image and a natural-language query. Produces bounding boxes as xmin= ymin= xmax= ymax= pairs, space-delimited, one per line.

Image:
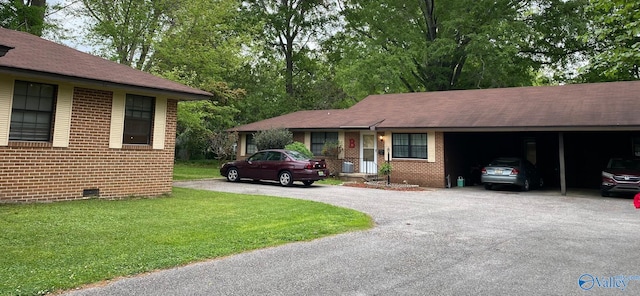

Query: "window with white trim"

xmin=246 ymin=134 xmax=257 ymax=154
xmin=9 ymin=80 xmax=57 ymax=141
xmin=392 ymin=133 xmax=427 ymax=159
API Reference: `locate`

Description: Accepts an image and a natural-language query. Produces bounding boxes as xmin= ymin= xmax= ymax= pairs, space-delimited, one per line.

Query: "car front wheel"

xmin=226 ymin=167 xmax=239 ymax=182
xmin=279 ymin=171 xmax=293 ymax=186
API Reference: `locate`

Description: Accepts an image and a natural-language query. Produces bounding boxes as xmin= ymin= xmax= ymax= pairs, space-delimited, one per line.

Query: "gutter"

xmin=0 ymin=67 xmax=212 ymax=101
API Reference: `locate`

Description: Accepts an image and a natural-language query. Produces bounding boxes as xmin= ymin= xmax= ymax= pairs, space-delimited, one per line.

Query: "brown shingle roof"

xmin=232 ymin=81 xmax=640 ymax=132
xmin=231 ymin=109 xmax=349 ymax=132
xmin=0 ymin=28 xmax=211 ymax=99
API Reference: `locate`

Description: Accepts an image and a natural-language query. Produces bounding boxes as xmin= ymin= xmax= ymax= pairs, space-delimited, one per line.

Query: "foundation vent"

xmin=82 ymin=188 xmax=100 ymax=197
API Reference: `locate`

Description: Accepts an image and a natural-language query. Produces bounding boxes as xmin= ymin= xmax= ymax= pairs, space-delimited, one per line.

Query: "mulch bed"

xmin=341 ymin=182 xmax=428 ymax=191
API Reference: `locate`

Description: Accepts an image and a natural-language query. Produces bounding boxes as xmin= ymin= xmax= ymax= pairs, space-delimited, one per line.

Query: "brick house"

xmin=231 ymin=81 xmax=640 ymax=194
xmin=0 ymin=28 xmax=211 ymax=202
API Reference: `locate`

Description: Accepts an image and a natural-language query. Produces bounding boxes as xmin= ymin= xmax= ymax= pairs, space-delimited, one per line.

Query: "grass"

xmin=173 ymin=159 xmax=222 ymax=180
xmin=173 ymin=160 xmax=345 ymax=186
xmin=0 ymin=187 xmax=372 ymax=296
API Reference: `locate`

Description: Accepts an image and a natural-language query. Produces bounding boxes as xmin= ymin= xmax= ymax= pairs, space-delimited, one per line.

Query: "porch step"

xmin=338 ymin=173 xmax=379 ymax=183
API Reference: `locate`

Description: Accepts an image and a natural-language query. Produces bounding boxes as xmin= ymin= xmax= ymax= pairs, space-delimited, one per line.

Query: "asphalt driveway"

xmin=65 ymin=180 xmax=640 ymax=295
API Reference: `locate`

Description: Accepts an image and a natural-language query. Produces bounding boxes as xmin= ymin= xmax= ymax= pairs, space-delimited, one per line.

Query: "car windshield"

xmin=286 ymin=150 xmax=310 ymax=161
xmin=609 ymin=159 xmax=640 ymax=170
xmin=489 ymin=159 xmax=520 ymax=167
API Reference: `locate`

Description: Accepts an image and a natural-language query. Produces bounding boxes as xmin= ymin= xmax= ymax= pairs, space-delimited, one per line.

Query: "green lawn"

xmin=173 ymin=160 xmax=222 ymax=180
xmin=1 ymin=187 xmax=372 ymax=296
xmin=173 ymin=160 xmax=345 ymax=185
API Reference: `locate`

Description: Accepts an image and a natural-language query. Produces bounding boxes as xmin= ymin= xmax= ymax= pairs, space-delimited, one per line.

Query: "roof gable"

xmin=0 ymin=28 xmax=211 ymax=99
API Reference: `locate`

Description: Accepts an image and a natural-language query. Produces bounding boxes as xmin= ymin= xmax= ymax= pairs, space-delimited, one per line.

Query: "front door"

xmin=361 ymin=133 xmax=377 ymax=173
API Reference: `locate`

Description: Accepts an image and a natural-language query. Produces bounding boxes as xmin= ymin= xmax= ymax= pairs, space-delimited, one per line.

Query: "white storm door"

xmin=360 ymin=133 xmax=377 ymax=174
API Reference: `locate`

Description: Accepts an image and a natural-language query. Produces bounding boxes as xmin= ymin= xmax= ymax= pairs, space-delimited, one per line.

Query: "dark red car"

xmin=601 ymin=158 xmax=640 ymax=197
xmin=220 ymin=149 xmax=329 ymax=186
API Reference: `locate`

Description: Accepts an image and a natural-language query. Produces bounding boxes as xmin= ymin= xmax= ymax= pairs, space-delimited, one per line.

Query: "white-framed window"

xmin=246 ymin=134 xmax=257 ymax=154
xmin=109 ymin=92 xmax=166 ymax=150
xmin=9 ymin=80 xmax=57 ymax=142
xmin=392 ymin=133 xmax=427 ymax=159
xmin=123 ymin=94 xmax=154 ymax=145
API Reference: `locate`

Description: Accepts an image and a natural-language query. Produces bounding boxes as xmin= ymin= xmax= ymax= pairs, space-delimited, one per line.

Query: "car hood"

xmin=604 ymin=168 xmax=640 ymax=176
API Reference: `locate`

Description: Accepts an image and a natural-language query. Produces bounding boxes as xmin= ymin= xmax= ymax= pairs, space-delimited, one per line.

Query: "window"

xmin=123 ymin=94 xmax=154 ymax=144
xmin=311 ymin=132 xmax=338 ymax=155
xmin=9 ymin=81 xmax=57 ymax=141
xmin=248 ymin=151 xmax=266 ymax=161
xmin=392 ymin=133 xmax=427 ymax=159
xmin=265 ymin=151 xmax=283 ymax=161
xmin=246 ymin=134 xmax=257 ymax=154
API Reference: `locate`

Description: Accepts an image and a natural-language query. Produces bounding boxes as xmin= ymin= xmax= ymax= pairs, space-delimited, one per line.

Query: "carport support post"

xmin=559 ymin=132 xmax=567 ymax=196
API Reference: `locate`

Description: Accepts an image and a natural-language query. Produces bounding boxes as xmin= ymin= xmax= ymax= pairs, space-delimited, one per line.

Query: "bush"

xmin=285 ymin=142 xmax=314 ymax=158
xmin=321 ymin=140 xmax=343 ymax=157
xmin=254 ymin=128 xmax=293 ymax=150
xmin=379 ymin=162 xmax=392 ymax=175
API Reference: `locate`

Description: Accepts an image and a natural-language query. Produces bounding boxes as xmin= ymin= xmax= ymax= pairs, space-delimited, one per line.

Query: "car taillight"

xmin=305 ymin=163 xmax=313 ymax=169
xmin=481 ymin=168 xmax=487 ymax=175
xmin=510 ymin=168 xmax=519 ymax=175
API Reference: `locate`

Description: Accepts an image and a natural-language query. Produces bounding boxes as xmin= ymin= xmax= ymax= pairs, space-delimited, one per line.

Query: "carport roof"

xmin=231 ymin=81 xmax=640 ymax=132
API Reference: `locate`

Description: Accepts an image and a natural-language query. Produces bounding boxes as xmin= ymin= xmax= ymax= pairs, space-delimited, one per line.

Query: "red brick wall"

xmin=388 ymin=132 xmax=446 ymax=188
xmin=343 ymin=132 xmax=360 ymax=172
xmin=292 ymin=132 xmax=305 ymax=144
xmin=0 ymin=87 xmax=177 ymax=202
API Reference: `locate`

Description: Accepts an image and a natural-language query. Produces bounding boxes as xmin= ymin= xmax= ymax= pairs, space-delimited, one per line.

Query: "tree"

xmin=159 ymin=65 xmax=244 ymax=160
xmin=577 ymin=0 xmax=640 ymax=81
xmin=331 ymin=0 xmax=590 ymax=96
xmin=209 ymin=130 xmax=238 ymax=162
xmin=242 ymin=0 xmax=335 ymax=98
xmin=152 ymin=0 xmax=248 ymax=86
xmin=175 ymin=99 xmax=241 ymax=160
xmin=77 ymin=0 xmax=176 ymax=70
xmin=1 ymin=0 xmax=47 ymax=36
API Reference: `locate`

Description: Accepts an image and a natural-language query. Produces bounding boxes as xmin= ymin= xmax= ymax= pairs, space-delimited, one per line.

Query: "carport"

xmin=444 ymin=130 xmax=640 ymax=195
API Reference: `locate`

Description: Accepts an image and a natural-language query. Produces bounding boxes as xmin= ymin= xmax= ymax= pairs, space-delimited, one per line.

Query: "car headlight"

xmin=602 ymin=171 xmax=614 ymax=179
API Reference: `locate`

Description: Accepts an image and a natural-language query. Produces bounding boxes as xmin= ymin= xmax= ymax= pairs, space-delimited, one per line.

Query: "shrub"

xmin=254 ymin=128 xmax=293 ymax=150
xmin=285 ymin=142 xmax=314 ymax=158
xmin=321 ymin=140 xmax=343 ymax=157
xmin=379 ymin=162 xmax=392 ymax=175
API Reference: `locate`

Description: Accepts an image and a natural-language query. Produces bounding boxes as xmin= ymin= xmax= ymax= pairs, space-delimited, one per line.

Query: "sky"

xmin=45 ymin=0 xmax=93 ymax=53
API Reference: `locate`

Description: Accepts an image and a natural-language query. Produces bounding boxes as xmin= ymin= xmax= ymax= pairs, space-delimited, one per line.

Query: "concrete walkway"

xmin=64 ymin=180 xmax=640 ymax=295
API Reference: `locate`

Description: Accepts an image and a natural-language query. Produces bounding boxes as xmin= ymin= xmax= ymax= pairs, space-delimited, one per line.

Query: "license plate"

xmin=495 ymin=169 xmax=503 ymax=175
xmin=318 ymin=171 xmax=325 ymax=176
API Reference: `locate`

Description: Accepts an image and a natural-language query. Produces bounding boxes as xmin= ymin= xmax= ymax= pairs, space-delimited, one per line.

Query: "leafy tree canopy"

xmin=1 ymin=0 xmax=51 ymax=36
xmin=577 ymin=0 xmax=640 ymax=81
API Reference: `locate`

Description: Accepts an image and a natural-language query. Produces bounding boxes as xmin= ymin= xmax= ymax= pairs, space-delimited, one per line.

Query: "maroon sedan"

xmin=220 ymin=149 xmax=329 ymax=186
